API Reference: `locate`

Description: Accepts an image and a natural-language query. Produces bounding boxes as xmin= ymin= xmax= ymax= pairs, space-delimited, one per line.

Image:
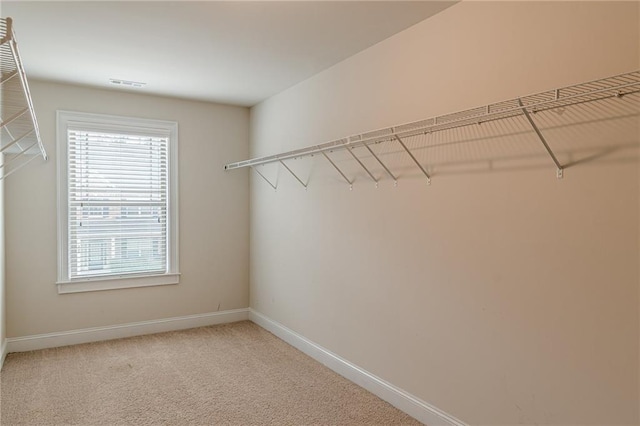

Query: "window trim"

xmin=56 ymin=110 xmax=179 ymax=294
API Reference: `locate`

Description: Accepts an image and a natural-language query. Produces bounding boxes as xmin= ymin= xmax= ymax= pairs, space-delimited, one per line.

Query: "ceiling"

xmin=2 ymin=1 xmax=455 ymax=107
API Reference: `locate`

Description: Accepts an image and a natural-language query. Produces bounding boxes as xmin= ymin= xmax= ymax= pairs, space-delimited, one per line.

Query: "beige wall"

xmin=250 ymin=2 xmax=639 ymax=425
xmin=5 ymin=80 xmax=249 ymax=337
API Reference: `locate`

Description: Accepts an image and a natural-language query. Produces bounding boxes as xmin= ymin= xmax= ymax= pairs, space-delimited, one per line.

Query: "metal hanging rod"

xmin=0 ymin=17 xmax=47 ymax=180
xmin=226 ymin=69 xmax=640 ymax=187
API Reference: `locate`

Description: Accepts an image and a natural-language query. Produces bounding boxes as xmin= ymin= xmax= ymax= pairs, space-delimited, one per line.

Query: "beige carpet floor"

xmin=0 ymin=321 xmax=421 ymax=425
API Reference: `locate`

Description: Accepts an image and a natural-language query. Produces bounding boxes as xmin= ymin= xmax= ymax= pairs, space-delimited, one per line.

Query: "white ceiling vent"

xmin=109 ymin=79 xmax=146 ymax=88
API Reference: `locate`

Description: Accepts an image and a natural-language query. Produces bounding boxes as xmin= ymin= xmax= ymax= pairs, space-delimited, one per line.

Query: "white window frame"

xmin=56 ymin=111 xmax=179 ymax=294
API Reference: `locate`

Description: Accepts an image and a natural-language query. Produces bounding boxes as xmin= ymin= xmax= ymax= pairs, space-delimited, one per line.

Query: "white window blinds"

xmin=67 ymin=128 xmax=169 ymax=279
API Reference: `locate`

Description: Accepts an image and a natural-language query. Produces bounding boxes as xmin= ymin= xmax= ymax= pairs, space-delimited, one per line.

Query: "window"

xmin=57 ymin=111 xmax=179 ymax=293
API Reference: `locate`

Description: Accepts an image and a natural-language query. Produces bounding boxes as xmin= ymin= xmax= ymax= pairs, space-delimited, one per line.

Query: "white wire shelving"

xmin=224 ymin=69 xmax=640 ymax=189
xmin=0 ymin=17 xmax=47 ymax=180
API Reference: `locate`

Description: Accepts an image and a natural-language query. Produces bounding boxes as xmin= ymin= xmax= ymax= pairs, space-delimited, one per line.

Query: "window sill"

xmin=56 ymin=273 xmax=180 ymax=294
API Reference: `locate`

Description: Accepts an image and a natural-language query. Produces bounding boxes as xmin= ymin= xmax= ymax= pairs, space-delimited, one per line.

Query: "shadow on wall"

xmin=251 ymin=91 xmax=640 ymax=189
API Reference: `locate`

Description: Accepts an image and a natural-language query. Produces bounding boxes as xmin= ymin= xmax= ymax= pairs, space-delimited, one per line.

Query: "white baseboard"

xmin=1 ymin=338 xmax=7 ymax=370
xmin=6 ymin=308 xmax=249 ymax=353
xmin=249 ymin=309 xmax=467 ymax=426
xmin=5 ymin=308 xmax=465 ymax=425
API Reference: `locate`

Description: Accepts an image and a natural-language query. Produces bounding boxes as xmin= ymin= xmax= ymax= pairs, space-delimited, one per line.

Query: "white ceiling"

xmin=2 ymin=1 xmax=455 ymax=106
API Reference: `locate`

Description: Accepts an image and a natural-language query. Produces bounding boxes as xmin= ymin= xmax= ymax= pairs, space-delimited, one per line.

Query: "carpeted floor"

xmin=0 ymin=321 xmax=421 ymax=425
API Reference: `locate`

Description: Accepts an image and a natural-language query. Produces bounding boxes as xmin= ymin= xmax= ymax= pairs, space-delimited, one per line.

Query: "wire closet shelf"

xmin=0 ymin=17 xmax=47 ymax=180
xmin=224 ymin=69 xmax=640 ymax=188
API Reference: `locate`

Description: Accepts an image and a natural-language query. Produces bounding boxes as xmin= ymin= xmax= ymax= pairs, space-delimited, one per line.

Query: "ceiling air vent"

xmin=109 ymin=79 xmax=146 ymax=88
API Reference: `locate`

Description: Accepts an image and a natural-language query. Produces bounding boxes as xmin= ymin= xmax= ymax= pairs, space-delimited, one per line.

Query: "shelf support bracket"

xmin=518 ymin=98 xmax=563 ymax=179
xmin=0 ymin=149 xmax=40 ymax=180
xmin=279 ymin=159 xmax=307 ymax=189
xmin=0 ymin=107 xmax=28 ymax=131
xmin=251 ymin=166 xmax=277 ymax=190
xmin=394 ymin=135 xmax=430 ymax=184
xmin=364 ymin=143 xmax=397 ymax=186
xmin=0 ymin=129 xmax=34 ymax=154
xmin=0 ymin=140 xmax=39 ymax=172
xmin=322 ymin=151 xmax=352 ymax=189
xmin=347 ymin=146 xmax=378 ymax=186
xmin=0 ymin=70 xmax=18 ymax=85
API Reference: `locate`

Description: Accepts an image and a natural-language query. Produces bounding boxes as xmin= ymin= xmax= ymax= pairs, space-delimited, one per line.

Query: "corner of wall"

xmin=1 ymin=338 xmax=7 ymax=370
